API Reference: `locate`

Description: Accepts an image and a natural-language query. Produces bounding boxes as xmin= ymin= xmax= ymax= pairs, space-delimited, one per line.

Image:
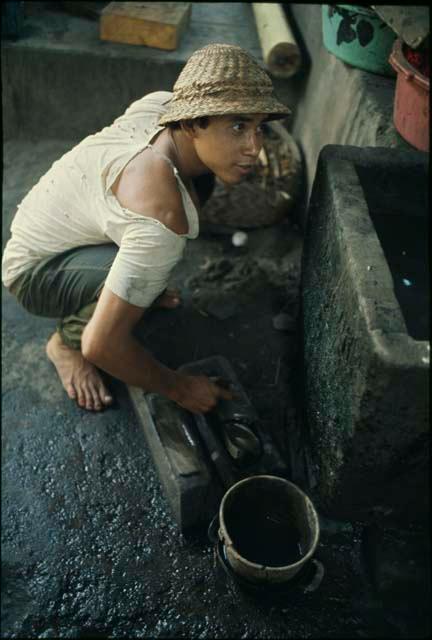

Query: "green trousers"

xmin=8 ymin=172 xmax=215 ymax=351
xmin=9 ymin=243 xmax=117 ymax=350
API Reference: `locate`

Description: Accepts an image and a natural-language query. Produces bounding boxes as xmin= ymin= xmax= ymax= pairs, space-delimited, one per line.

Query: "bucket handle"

xmin=207 ymin=513 xmax=219 ymax=544
xmin=207 ymin=512 xmax=233 ymax=548
xmin=303 ymin=559 xmax=325 ymax=594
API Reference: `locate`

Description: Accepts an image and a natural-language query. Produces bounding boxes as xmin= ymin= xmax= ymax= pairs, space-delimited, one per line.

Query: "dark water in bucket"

xmin=227 ymin=511 xmax=304 ymax=567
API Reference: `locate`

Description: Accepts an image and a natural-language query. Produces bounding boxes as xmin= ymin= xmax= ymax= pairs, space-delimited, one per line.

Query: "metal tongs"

xmin=209 ymin=376 xmax=262 ymax=465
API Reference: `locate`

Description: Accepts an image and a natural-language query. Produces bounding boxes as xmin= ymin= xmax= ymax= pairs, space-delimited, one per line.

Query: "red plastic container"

xmin=389 ymin=38 xmax=429 ymax=152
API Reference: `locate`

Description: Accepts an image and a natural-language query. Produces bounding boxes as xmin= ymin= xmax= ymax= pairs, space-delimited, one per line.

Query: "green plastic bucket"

xmin=322 ymin=5 xmax=396 ymax=77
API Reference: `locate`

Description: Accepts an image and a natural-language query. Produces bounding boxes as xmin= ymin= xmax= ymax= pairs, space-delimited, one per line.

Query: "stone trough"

xmin=301 ymin=145 xmax=429 ymax=523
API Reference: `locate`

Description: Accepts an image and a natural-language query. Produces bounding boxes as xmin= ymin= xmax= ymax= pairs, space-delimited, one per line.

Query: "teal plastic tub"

xmin=322 ymin=5 xmax=397 ymax=77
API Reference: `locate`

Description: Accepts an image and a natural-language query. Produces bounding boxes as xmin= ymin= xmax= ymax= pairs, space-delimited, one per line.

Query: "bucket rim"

xmin=218 ymin=474 xmax=320 ymax=572
xmin=389 ymin=38 xmax=430 ymax=90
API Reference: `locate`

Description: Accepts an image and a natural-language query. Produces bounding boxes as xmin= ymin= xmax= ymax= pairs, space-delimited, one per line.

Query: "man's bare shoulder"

xmin=111 ymin=150 xmax=188 ymax=235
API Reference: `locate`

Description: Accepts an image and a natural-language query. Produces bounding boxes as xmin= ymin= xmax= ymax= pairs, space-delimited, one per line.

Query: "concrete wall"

xmin=1 ymin=45 xmax=184 ymax=141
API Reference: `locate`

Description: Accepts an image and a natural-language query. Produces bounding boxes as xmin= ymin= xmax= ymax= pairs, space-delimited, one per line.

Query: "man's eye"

xmin=232 ymin=123 xmax=245 ymax=133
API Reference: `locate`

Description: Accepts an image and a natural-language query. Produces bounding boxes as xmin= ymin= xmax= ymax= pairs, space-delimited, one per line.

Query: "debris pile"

xmin=185 ymin=255 xmax=301 ymax=321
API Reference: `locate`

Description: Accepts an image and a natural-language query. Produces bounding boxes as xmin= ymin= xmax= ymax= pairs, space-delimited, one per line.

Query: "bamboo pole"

xmin=252 ymin=3 xmax=301 ymax=78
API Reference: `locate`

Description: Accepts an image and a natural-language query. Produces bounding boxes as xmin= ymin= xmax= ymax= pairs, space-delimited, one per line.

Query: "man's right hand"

xmin=170 ymin=373 xmax=233 ymax=414
xmin=82 ymin=287 xmax=233 ymax=415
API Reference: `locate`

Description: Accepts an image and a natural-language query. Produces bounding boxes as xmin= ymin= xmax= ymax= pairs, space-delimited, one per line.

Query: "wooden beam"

xmin=252 ymin=3 xmax=301 ymax=78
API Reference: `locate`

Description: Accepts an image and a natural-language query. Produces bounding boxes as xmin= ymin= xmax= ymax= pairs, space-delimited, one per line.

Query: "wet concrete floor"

xmin=2 ymin=139 xmax=429 ymax=638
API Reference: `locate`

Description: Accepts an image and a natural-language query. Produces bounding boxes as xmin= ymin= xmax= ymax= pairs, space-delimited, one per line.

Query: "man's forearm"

xmin=83 ymin=332 xmax=178 ymax=399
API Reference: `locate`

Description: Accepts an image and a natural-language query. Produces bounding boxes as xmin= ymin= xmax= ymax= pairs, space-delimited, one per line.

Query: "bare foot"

xmin=153 ymin=288 xmax=181 ymax=309
xmin=46 ymin=332 xmax=113 ymax=411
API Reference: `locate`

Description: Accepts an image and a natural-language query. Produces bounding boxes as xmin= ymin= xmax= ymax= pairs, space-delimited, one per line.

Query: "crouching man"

xmin=2 ymin=43 xmax=290 ymax=413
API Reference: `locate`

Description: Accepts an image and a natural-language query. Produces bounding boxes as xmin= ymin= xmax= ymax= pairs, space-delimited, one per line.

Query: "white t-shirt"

xmin=1 ymin=91 xmax=199 ymax=308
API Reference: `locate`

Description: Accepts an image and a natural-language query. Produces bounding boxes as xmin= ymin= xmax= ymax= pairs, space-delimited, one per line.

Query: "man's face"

xmin=190 ymin=113 xmax=266 ymax=185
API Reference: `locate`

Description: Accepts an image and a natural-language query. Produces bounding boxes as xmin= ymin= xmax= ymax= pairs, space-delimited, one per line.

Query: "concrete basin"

xmin=301 ymin=144 xmax=429 ymax=523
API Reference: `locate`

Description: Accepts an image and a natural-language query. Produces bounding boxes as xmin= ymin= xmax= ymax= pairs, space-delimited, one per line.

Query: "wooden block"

xmin=127 ymin=385 xmax=222 ymax=532
xmin=100 ymin=2 xmax=192 ymax=50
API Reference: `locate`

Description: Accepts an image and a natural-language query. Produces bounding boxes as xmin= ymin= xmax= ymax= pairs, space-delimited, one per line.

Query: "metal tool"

xmin=128 ymin=355 xmax=288 ymax=532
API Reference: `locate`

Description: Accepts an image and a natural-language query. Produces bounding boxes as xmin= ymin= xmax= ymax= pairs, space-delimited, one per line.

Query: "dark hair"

xmin=167 ymin=117 xmax=210 ymax=130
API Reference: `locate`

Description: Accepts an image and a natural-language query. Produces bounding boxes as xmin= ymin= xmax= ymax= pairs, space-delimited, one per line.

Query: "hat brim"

xmin=158 ymin=95 xmax=291 ymax=126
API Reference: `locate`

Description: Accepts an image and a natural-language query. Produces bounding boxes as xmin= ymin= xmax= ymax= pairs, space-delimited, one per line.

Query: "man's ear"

xmin=180 ymin=120 xmax=198 ymax=139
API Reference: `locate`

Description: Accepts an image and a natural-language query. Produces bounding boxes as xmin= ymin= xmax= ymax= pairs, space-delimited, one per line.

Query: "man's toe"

xmin=66 ymin=383 xmax=77 ymax=400
xmin=102 ymin=393 xmax=113 ymax=406
xmin=89 ymin=384 xmax=102 ymax=411
xmin=97 ymin=382 xmax=113 ymax=406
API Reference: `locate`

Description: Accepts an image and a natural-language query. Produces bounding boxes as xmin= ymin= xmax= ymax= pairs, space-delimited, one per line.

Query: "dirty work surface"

xmin=2 ymin=139 xmax=429 ymax=638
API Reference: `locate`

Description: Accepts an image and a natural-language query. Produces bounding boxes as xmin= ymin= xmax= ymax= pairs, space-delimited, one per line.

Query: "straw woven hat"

xmin=159 ymin=43 xmax=291 ymax=125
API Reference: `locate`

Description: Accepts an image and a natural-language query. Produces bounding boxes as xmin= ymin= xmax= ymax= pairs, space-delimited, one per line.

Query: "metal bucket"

xmin=218 ymin=475 xmax=320 ymax=584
